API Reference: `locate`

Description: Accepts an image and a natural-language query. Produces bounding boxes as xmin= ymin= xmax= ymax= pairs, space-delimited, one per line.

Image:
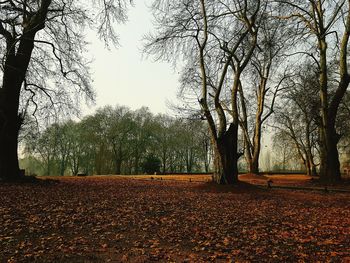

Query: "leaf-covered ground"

xmin=1 ymin=177 xmax=350 ymax=262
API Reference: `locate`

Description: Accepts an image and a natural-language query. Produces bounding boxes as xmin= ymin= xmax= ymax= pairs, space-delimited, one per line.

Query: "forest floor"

xmin=1 ymin=175 xmax=350 ymax=262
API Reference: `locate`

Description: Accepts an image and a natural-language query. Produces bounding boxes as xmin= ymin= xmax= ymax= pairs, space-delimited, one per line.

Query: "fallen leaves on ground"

xmin=1 ymin=177 xmax=350 ymax=262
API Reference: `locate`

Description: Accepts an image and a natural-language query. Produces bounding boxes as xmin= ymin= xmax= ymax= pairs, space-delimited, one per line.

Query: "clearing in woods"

xmin=1 ymin=175 xmax=350 ymax=262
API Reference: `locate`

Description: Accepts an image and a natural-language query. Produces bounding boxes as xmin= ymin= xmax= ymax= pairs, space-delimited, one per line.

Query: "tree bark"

xmin=0 ymin=112 xmax=22 ymax=180
xmin=212 ymin=124 xmax=239 ymax=184
xmin=248 ymin=123 xmax=262 ymax=175
xmin=304 ymin=118 xmax=317 ymax=176
xmin=316 ymin=0 xmax=350 ymax=182
xmin=318 ymin=35 xmax=349 ymax=182
xmin=0 ymin=33 xmax=36 ymax=180
xmin=319 ymin=124 xmax=341 ymax=182
xmin=248 ymin=157 xmax=260 ymax=175
xmin=305 ymin=150 xmax=317 ymax=176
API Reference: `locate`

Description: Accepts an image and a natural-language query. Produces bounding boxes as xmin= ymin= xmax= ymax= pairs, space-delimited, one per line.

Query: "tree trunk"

xmin=248 ymin=128 xmax=262 ymax=175
xmin=317 ymin=26 xmax=348 ymax=182
xmin=251 ymin=121 xmax=262 ymax=174
xmin=162 ymin=151 xmax=167 ymax=174
xmin=248 ymin=158 xmax=259 ymax=175
xmin=0 ymin=1 xmax=52 ymax=181
xmin=311 ymin=164 xmax=317 ymax=176
xmin=186 ymin=148 xmax=193 ymax=173
xmin=203 ymin=138 xmax=210 ymax=173
xmin=133 ymin=145 xmax=140 ymax=174
xmin=305 ymin=159 xmax=317 ymax=176
xmin=318 ymin=68 xmax=342 ymax=182
xmin=305 ymin=150 xmax=317 ymax=177
xmin=212 ymin=124 xmax=239 ymax=184
xmin=319 ymin=124 xmax=341 ymax=182
xmin=0 ymin=110 xmax=22 ymax=180
xmin=304 ymin=119 xmax=317 ymax=176
xmin=47 ymin=157 xmax=52 ymax=176
xmin=60 ymin=158 xmax=67 ymax=176
xmin=305 ymin=158 xmax=311 ymax=176
xmin=241 ymin=117 xmax=261 ymax=175
xmin=318 ymin=22 xmax=350 ymax=181
xmin=239 ymin=77 xmax=265 ymax=175
xmin=71 ymin=165 xmax=78 ymax=176
xmin=115 ymin=159 xmax=122 ymax=175
xmin=0 ymin=84 xmax=21 ymax=181
xmin=0 ymin=34 xmax=37 ymax=181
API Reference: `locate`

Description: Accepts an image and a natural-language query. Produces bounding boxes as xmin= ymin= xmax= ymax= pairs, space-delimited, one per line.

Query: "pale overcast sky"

xmin=84 ymin=0 xmax=179 ymax=116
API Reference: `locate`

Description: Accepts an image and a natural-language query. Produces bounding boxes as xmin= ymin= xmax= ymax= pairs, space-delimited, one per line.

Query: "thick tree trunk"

xmin=0 ymin=35 xmax=36 ymax=180
xmin=318 ymin=61 xmax=343 ymax=182
xmin=0 ymin=1 xmax=52 ymax=181
xmin=317 ymin=25 xmax=349 ymax=182
xmin=248 ymin=131 xmax=262 ymax=174
xmin=248 ymin=158 xmax=259 ymax=175
xmin=0 ymin=109 xmax=22 ymax=180
xmin=212 ymin=124 xmax=239 ymax=184
xmin=319 ymin=125 xmax=341 ymax=182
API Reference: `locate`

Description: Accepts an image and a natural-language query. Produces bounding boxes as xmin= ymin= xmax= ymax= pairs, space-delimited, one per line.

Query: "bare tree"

xmin=107 ymin=106 xmax=135 ymax=175
xmin=0 ymin=0 xmax=131 ymax=181
xmin=145 ymin=0 xmax=265 ymax=184
xmin=273 ymin=63 xmax=320 ymax=175
xmin=238 ymin=14 xmax=291 ymax=174
xmin=272 ymin=132 xmax=300 ymax=171
xmin=275 ymin=0 xmax=350 ymax=181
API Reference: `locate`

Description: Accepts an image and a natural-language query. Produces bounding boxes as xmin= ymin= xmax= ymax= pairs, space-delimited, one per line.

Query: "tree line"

xmin=22 ymin=106 xmax=211 ymax=176
xmin=21 ymin=87 xmax=350 ymax=177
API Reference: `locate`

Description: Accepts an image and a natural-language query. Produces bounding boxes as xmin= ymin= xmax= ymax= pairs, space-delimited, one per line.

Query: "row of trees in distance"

xmin=22 ymin=106 xmax=212 ymax=176
xmin=20 ymin=93 xmax=350 ymax=176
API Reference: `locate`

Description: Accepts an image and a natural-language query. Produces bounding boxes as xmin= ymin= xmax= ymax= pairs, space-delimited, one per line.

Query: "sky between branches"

xmin=84 ymin=0 xmax=179 ymax=116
